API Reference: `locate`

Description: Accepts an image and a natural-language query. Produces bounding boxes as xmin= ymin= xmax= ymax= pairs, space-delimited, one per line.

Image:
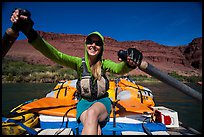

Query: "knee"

xmin=86 ymin=108 xmax=98 ymax=121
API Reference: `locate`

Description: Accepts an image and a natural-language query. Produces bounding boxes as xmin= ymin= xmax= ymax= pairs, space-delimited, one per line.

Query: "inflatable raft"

xmin=2 ymin=77 xmax=199 ymax=135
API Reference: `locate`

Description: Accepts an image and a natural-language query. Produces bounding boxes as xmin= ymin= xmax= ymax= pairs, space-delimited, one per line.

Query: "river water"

xmin=2 ymin=82 xmax=202 ymax=133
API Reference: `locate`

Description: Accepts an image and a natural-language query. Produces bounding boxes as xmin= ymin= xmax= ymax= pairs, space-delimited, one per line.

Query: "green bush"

xmin=169 ymin=71 xmax=201 ymax=83
xmin=2 ymin=59 xmax=202 ymax=83
xmin=2 ymin=59 xmax=78 ymax=83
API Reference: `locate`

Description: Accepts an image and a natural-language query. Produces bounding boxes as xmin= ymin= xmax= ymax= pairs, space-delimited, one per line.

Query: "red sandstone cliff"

xmin=4 ymin=31 xmax=202 ymax=77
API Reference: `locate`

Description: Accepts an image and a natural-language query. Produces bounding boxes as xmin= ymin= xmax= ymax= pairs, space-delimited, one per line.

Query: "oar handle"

xmin=2 ymin=28 xmax=19 ymax=57
xmin=2 ymin=9 xmax=32 ymax=58
xmin=139 ymin=61 xmax=202 ymax=102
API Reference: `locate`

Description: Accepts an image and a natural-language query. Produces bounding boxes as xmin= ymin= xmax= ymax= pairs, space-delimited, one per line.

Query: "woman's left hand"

xmin=126 ymin=48 xmax=143 ymax=68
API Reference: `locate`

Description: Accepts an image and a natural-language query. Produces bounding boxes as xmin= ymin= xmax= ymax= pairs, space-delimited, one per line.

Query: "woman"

xmin=10 ymin=8 xmax=143 ymax=135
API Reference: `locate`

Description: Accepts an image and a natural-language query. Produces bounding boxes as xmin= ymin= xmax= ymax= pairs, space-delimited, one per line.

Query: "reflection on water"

xmin=2 ymin=82 xmax=202 ymax=133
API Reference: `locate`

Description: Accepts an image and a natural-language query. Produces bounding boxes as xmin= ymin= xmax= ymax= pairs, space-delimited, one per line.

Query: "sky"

xmin=2 ymin=2 xmax=202 ymax=46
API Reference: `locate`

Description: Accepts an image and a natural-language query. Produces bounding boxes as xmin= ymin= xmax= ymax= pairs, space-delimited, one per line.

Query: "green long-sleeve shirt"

xmin=30 ymin=34 xmax=133 ymax=78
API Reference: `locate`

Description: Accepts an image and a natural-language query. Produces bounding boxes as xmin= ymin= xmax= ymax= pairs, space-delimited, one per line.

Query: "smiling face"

xmin=86 ymin=34 xmax=103 ymax=58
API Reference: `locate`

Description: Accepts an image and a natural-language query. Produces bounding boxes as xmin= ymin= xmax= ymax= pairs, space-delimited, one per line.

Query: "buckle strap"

xmin=82 ymin=57 xmax=90 ymax=76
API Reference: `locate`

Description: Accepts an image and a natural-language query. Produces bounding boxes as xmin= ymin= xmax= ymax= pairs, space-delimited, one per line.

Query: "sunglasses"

xmin=86 ymin=38 xmax=103 ymax=47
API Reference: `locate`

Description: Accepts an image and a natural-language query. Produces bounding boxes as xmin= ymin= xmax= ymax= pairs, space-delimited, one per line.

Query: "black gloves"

xmin=11 ymin=8 xmax=32 ymax=32
xmin=127 ymin=48 xmax=143 ymax=66
xmin=118 ymin=48 xmax=143 ymax=69
xmin=11 ymin=8 xmax=37 ymax=43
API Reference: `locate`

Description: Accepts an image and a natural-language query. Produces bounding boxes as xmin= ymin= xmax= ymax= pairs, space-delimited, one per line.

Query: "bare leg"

xmin=98 ymin=124 xmax=101 ymax=135
xmin=80 ymin=102 xmax=108 ymax=135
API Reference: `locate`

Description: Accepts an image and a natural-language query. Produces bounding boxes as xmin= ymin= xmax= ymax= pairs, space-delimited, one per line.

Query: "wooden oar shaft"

xmin=139 ymin=61 xmax=202 ymax=102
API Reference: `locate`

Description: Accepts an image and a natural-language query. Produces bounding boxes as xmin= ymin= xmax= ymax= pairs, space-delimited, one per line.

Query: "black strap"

xmin=56 ymin=81 xmax=66 ymax=98
xmin=54 ymin=106 xmax=77 ymax=135
xmin=142 ymin=117 xmax=152 ymax=135
xmin=82 ymin=57 xmax=90 ymax=76
xmin=136 ymin=84 xmax=143 ymax=103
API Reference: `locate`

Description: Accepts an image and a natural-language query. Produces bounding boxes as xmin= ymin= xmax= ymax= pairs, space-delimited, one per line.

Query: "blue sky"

xmin=2 ymin=2 xmax=202 ymax=46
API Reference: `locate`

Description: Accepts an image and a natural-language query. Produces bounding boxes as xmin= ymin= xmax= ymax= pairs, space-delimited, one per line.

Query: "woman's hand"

xmin=126 ymin=48 xmax=143 ymax=68
xmin=126 ymin=56 xmax=137 ymax=67
xmin=10 ymin=8 xmax=33 ymax=35
xmin=118 ymin=48 xmax=143 ymax=69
